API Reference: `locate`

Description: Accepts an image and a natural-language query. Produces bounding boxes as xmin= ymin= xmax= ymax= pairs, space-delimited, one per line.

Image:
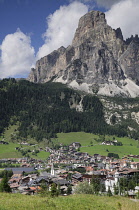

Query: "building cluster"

xmin=0 ymin=142 xmax=139 ymax=197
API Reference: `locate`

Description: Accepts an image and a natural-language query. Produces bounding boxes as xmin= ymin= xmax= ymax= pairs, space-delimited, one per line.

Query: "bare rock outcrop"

xmin=28 ymin=10 xmax=139 ymax=97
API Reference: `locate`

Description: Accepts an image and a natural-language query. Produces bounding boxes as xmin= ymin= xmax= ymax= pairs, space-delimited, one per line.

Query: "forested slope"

xmin=0 ymin=79 xmax=133 ymax=142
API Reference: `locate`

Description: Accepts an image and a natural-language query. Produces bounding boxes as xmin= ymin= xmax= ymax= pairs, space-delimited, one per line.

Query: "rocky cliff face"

xmin=28 ymin=10 xmax=139 ymax=98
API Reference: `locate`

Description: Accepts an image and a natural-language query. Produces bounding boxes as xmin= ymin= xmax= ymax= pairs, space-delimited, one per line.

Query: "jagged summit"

xmin=28 ymin=10 xmax=139 ymax=98
xmin=72 ymin=10 xmax=107 ymax=46
xmin=125 ymin=34 xmax=139 ymax=45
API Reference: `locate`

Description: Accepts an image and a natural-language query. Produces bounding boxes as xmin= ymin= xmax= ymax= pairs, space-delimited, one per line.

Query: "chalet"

xmin=119 ymin=169 xmax=139 ymax=177
xmin=69 ymin=142 xmax=81 ymax=150
xmin=53 ymin=179 xmax=69 ymax=186
xmin=72 ymin=173 xmax=82 ymax=184
xmin=109 ymin=161 xmax=120 ymax=169
xmin=82 ymin=174 xmax=92 ymax=184
xmin=8 ymin=174 xmax=22 ymax=184
xmin=128 ymin=155 xmax=139 ymax=159
xmin=105 ymin=171 xmax=119 ymax=193
xmin=85 ymin=166 xmax=94 ymax=173
xmin=10 ymin=183 xmax=20 ymax=193
xmin=102 ymin=141 xmax=114 ymax=146
xmin=20 ymin=176 xmax=30 ymax=184
xmin=130 ymin=162 xmax=139 ymax=169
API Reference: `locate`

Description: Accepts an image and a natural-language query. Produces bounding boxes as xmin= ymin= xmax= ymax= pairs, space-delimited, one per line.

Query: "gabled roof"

xmin=53 ymin=179 xmax=69 ymax=186
xmin=72 ymin=173 xmax=82 ymax=179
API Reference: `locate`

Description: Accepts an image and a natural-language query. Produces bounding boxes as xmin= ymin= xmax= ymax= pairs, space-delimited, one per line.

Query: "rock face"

xmin=28 ymin=10 xmax=139 ymax=97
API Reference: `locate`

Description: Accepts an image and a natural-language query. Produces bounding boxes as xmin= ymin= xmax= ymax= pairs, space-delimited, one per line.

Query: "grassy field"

xmin=56 ymin=132 xmax=98 ymax=146
xmin=0 ymin=193 xmax=139 ymax=210
xmin=0 ymin=125 xmax=50 ymax=159
xmin=0 ymin=143 xmax=49 ymax=160
xmin=1 ymin=129 xmax=139 ymax=160
xmin=36 ymin=151 xmax=50 ymax=160
xmin=80 ymin=145 xmax=139 ymax=158
xmin=0 ymin=143 xmax=23 ymax=159
xmin=57 ymin=132 xmax=139 ymax=158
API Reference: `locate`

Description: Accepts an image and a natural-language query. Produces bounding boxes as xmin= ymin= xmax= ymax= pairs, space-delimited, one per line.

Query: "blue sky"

xmin=0 ymin=0 xmax=70 ymax=52
xmin=0 ymin=0 xmax=101 ymax=54
xmin=0 ymin=0 xmax=139 ymax=78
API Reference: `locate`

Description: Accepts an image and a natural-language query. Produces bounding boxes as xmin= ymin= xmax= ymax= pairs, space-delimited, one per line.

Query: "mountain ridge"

xmin=28 ymin=10 xmax=139 ymax=98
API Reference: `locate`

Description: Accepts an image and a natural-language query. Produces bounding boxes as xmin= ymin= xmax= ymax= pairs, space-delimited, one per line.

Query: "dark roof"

xmin=53 ymin=179 xmax=69 ymax=186
xmin=72 ymin=173 xmax=82 ymax=179
xmin=6 ymin=167 xmax=36 ymax=174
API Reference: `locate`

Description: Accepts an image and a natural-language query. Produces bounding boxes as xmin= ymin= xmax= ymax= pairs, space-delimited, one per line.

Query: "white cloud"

xmin=37 ymin=1 xmax=88 ymax=59
xmin=105 ymin=0 xmax=139 ymax=39
xmin=0 ymin=29 xmax=35 ymax=78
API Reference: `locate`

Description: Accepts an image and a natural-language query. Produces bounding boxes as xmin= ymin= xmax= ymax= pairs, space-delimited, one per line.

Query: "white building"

xmin=105 ymin=171 xmax=119 ymax=193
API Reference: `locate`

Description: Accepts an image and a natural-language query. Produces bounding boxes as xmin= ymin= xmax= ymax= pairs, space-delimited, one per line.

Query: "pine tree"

xmin=50 ymin=183 xmax=58 ymax=197
xmin=91 ymin=175 xmax=100 ymax=194
xmin=67 ymin=185 xmax=72 ymax=195
xmin=107 ymin=186 xmax=112 ymax=197
xmin=0 ymin=175 xmax=11 ymax=193
xmin=114 ymin=184 xmax=119 ymax=195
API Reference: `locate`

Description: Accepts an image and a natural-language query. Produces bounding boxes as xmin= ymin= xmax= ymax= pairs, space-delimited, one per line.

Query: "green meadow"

xmin=80 ymin=144 xmax=139 ymax=158
xmin=0 ymin=143 xmax=49 ymax=160
xmin=0 ymin=143 xmax=22 ymax=159
xmin=57 ymin=132 xmax=139 ymax=158
xmin=0 ymin=130 xmax=139 ymax=159
xmin=0 ymin=193 xmax=139 ymax=210
xmin=36 ymin=151 xmax=50 ymax=160
xmin=56 ymin=132 xmax=98 ymax=146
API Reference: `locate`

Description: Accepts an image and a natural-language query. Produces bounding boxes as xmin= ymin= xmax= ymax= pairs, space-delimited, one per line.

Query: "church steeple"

xmin=51 ymin=163 xmax=55 ymax=176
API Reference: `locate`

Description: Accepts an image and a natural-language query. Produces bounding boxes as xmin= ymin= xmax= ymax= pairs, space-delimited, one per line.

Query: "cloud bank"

xmin=0 ymin=0 xmax=139 ymax=79
xmin=37 ymin=1 xmax=88 ymax=59
xmin=106 ymin=0 xmax=139 ymax=39
xmin=0 ymin=29 xmax=35 ymax=78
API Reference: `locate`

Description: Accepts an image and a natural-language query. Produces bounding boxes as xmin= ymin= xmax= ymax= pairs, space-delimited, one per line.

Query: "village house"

xmin=69 ymin=142 xmax=81 ymax=150
xmin=130 ymin=162 xmax=139 ymax=169
xmin=105 ymin=171 xmax=119 ymax=193
xmin=101 ymin=141 xmax=114 ymax=146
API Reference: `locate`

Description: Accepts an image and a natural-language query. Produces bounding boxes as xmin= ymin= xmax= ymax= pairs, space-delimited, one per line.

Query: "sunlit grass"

xmin=0 ymin=193 xmax=138 ymax=210
xmin=35 ymin=151 xmax=50 ymax=160
xmin=57 ymin=132 xmax=139 ymax=158
xmin=0 ymin=143 xmax=22 ymax=159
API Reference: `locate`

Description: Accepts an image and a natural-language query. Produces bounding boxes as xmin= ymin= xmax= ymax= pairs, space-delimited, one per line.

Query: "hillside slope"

xmin=1 ymin=79 xmax=139 ymax=143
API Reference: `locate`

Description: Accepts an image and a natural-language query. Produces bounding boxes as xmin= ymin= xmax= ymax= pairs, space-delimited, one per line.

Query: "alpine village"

xmin=1 ymin=10 xmax=139 ymax=210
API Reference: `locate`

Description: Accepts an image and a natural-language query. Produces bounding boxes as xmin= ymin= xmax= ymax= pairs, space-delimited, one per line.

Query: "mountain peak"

xmin=72 ymin=10 xmax=107 ymax=46
xmin=78 ymin=10 xmax=106 ymax=29
xmin=28 ymin=10 xmax=139 ymax=98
